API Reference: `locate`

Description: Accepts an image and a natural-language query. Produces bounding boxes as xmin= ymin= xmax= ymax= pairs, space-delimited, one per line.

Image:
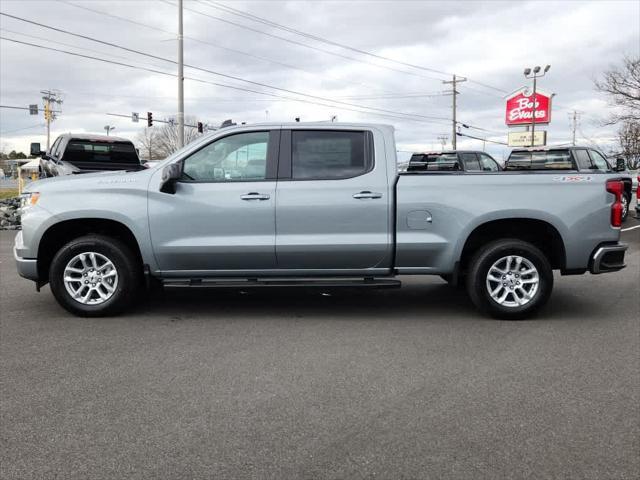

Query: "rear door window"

xmin=460 ymin=153 xmax=481 ymax=171
xmin=291 ymin=130 xmax=371 ymax=180
xmin=574 ymin=149 xmax=592 ymax=170
xmin=588 ymin=150 xmax=611 ymax=172
xmin=479 ymin=153 xmax=500 ymax=171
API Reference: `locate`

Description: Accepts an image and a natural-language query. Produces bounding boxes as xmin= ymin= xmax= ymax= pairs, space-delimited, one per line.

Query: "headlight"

xmin=20 ymin=192 xmax=40 ymax=210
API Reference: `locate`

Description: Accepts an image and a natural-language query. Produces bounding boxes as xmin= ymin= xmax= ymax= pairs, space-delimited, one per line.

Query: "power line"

xmin=0 ymin=123 xmax=45 ymax=135
xmin=163 ymin=0 xmax=447 ymax=83
xmin=202 ymin=0 xmax=508 ymax=93
xmin=0 ymin=27 xmax=174 ymax=73
xmin=0 ymin=12 xmax=452 ymax=123
xmin=62 ymin=1 xmax=382 ymax=93
xmin=456 ymin=131 xmax=508 ymax=145
xmin=0 ymin=36 xmax=452 ymax=126
xmin=336 ymin=92 xmax=452 ymax=100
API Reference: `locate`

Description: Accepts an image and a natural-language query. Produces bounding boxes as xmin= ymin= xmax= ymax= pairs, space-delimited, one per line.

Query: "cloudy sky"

xmin=0 ymin=0 xmax=638 ymax=161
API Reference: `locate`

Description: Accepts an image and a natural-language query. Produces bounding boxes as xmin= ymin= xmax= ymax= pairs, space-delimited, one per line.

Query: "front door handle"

xmin=353 ymin=191 xmax=382 ymax=199
xmin=241 ymin=192 xmax=270 ymax=201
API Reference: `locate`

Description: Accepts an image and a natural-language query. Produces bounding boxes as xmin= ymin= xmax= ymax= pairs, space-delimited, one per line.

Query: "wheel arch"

xmin=458 ymin=217 xmax=567 ymax=274
xmin=37 ymin=218 xmax=144 ymax=281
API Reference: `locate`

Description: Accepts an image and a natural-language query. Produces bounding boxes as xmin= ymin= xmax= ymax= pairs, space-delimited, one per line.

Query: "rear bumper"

xmin=589 ymin=243 xmax=627 ymax=274
xmin=13 ymin=232 xmax=39 ymax=281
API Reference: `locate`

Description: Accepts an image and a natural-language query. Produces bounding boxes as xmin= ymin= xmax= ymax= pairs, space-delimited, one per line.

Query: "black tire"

xmin=49 ymin=235 xmax=141 ymax=317
xmin=466 ymin=239 xmax=553 ymax=320
xmin=621 ymin=194 xmax=630 ymax=222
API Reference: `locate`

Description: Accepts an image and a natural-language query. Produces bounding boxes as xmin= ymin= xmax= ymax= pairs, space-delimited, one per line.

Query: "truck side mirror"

xmin=30 ymin=142 xmax=44 ymax=158
xmin=615 ymin=157 xmax=626 ymax=172
xmin=160 ymin=162 xmax=183 ymax=194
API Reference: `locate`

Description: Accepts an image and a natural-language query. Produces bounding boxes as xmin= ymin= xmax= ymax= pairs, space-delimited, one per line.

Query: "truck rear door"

xmin=274 ymin=128 xmax=393 ymax=272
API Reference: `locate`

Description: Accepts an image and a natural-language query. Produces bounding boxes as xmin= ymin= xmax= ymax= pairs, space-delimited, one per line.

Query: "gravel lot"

xmin=1 ymin=222 xmax=639 ymax=480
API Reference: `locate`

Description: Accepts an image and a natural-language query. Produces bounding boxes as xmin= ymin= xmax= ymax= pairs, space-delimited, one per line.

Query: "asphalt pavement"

xmin=1 ymin=222 xmax=639 ymax=480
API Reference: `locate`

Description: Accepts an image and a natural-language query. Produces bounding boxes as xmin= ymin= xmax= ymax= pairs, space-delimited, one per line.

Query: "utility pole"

xmin=437 ymin=135 xmax=449 ymax=151
xmin=40 ymin=89 xmax=62 ymax=150
xmin=177 ymin=0 xmax=185 ymax=148
xmin=443 ymin=74 xmax=466 ymax=150
xmin=570 ymin=110 xmax=580 ymax=146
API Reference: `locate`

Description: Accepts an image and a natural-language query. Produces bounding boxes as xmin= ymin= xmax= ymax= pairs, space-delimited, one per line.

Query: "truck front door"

xmin=148 ymin=130 xmax=279 ymax=274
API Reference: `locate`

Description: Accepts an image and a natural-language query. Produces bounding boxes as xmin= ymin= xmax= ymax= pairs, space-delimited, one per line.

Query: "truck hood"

xmin=24 ymin=169 xmax=151 ymax=193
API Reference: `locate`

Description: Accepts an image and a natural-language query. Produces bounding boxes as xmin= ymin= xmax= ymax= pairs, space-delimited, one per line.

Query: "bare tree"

xmin=153 ymin=115 xmax=201 ymax=158
xmin=135 ymin=127 xmax=162 ymax=161
xmin=136 ymin=116 xmax=202 ymax=160
xmin=595 ymin=56 xmax=640 ymax=125
xmin=618 ymin=121 xmax=640 ymax=169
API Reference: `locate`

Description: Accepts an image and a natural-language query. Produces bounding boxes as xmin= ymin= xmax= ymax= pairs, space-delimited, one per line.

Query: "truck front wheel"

xmin=466 ymin=239 xmax=553 ymax=320
xmin=49 ymin=235 xmax=141 ymax=317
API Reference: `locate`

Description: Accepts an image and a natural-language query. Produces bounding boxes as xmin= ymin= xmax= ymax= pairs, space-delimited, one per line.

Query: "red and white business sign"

xmin=505 ymin=87 xmax=552 ymax=126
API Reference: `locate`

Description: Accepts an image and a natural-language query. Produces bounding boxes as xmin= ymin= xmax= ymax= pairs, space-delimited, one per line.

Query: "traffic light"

xmin=197 ymin=122 xmax=203 ymax=133
xmin=43 ymin=104 xmax=50 ymax=121
xmin=147 ymin=111 xmax=153 ymax=127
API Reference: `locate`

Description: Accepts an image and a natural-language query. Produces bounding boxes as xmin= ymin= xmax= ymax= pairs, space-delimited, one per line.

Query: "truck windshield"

xmin=506 ymin=151 xmax=573 ymax=170
xmin=64 ymin=140 xmax=140 ymax=164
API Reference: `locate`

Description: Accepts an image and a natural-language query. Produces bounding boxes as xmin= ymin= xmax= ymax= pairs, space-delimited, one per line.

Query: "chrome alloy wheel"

xmin=621 ymin=195 xmax=629 ymax=219
xmin=63 ymin=252 xmax=119 ymax=305
xmin=485 ymin=255 xmax=539 ymax=308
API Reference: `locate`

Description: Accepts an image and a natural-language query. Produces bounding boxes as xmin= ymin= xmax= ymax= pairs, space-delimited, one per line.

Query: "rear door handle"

xmin=353 ymin=191 xmax=382 ymax=199
xmin=241 ymin=192 xmax=270 ymax=201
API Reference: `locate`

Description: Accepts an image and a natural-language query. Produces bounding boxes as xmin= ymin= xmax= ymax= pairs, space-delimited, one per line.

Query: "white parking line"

xmin=621 ymin=224 xmax=640 ymax=232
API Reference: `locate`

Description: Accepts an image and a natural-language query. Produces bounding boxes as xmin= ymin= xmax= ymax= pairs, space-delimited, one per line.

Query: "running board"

xmin=162 ymin=277 xmax=401 ymax=289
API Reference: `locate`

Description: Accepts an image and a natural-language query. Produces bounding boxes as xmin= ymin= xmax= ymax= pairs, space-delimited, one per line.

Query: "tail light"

xmin=606 ymin=179 xmax=624 ymax=227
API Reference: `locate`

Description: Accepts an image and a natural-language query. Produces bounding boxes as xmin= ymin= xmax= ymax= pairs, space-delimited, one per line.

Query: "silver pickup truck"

xmin=14 ymin=123 xmax=628 ymax=319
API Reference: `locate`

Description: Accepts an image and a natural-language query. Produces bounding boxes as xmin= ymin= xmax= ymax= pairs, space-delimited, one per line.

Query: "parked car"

xmin=16 ymin=123 xmax=628 ymax=319
xmin=30 ymin=133 xmax=144 ymax=177
xmin=406 ymin=151 xmax=501 ymax=172
xmin=506 ymin=147 xmax=633 ymax=221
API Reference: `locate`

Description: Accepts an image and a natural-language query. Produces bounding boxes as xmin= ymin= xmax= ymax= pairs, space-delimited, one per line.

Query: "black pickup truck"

xmin=506 ymin=146 xmax=633 ymax=221
xmin=30 ymin=133 xmax=144 ymax=177
xmin=406 ymin=151 xmax=502 ymax=172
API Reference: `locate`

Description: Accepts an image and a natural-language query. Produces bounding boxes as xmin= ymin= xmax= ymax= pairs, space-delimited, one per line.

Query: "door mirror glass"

xmin=615 ymin=157 xmax=626 ymax=172
xmin=30 ymin=142 xmax=43 ymax=157
xmin=160 ymin=162 xmax=183 ymax=194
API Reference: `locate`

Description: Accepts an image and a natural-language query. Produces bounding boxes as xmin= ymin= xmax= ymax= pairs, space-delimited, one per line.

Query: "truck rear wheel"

xmin=49 ymin=235 xmax=141 ymax=317
xmin=466 ymin=239 xmax=553 ymax=320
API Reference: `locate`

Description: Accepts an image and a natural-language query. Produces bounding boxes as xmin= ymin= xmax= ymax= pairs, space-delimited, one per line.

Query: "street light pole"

xmin=177 ymin=0 xmax=185 ymax=148
xmin=104 ymin=125 xmax=115 ymax=136
xmin=531 ymin=74 xmax=537 ymax=147
xmin=523 ymin=65 xmax=550 ymax=147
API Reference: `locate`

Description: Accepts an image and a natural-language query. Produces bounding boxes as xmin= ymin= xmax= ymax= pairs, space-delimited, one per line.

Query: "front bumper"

xmin=589 ymin=243 xmax=627 ymax=274
xmin=13 ymin=232 xmax=39 ymax=281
